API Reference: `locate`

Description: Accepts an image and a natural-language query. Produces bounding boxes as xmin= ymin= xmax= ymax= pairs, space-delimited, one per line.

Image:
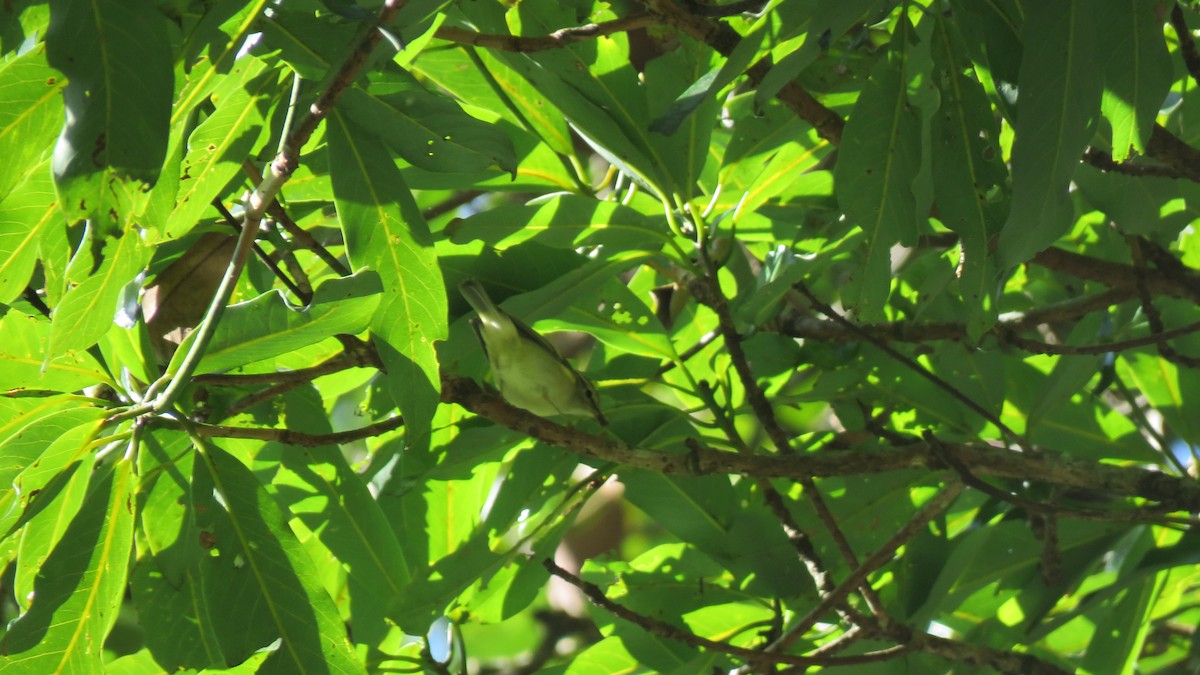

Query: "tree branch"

xmin=440 ymin=376 xmax=1200 ymax=510
xmin=181 ymin=415 xmax=404 ymax=446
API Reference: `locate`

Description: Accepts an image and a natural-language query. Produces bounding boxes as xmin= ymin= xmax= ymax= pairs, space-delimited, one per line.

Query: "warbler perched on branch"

xmin=459 ymin=279 xmax=607 ymax=425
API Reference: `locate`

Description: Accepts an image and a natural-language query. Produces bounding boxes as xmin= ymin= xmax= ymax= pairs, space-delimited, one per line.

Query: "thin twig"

xmin=180 ymin=415 xmax=404 ymax=446
xmin=1172 ymin=3 xmax=1200 ymax=89
xmin=1130 ymin=236 xmax=1200 ymax=368
xmin=543 ymin=558 xmax=851 ymax=668
xmin=767 ymin=480 xmax=965 ymax=655
xmin=998 ymin=319 xmax=1200 ymax=356
xmin=242 ymin=160 xmax=351 ymax=276
xmin=771 ymin=288 xmax=1144 ymax=350
xmin=212 ymin=199 xmax=310 ymax=302
xmin=698 ymin=265 xmax=887 ymax=617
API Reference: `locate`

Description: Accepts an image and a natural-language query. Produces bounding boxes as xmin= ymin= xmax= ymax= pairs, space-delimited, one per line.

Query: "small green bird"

xmin=459 ymin=280 xmax=606 ymax=425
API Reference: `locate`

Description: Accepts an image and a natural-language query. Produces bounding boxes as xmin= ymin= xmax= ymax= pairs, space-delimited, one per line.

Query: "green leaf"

xmin=173 ymin=1 xmax=271 ymax=124
xmin=996 ymin=0 xmax=1103 ymax=268
xmin=930 ymin=14 xmax=1006 ymax=339
xmin=0 ymin=161 xmax=59 ymax=305
xmin=165 ymin=56 xmax=277 ymax=240
xmin=390 ymin=535 xmax=506 ymax=634
xmin=270 ymin=389 xmax=411 ymax=645
xmin=416 ymin=46 xmax=574 ymax=157
xmin=562 ymin=635 xmax=641 ymax=674
xmin=448 ymin=194 xmax=669 ymax=251
xmin=0 ymin=460 xmax=135 ymax=673
xmin=0 ymin=46 xmax=64 ymax=201
xmin=1117 ymin=352 xmax=1200 ymax=446
xmin=478 ymin=15 xmax=670 ymax=197
xmin=1100 ymin=0 xmax=1172 ymax=161
xmin=0 ymin=401 xmax=105 ymax=545
xmin=180 ymin=271 xmax=382 ymax=375
xmin=0 ymin=311 xmax=109 ymax=393
xmin=649 ymin=25 xmax=763 ymax=137
xmin=195 ymin=441 xmax=364 ymax=673
xmin=44 ymin=0 xmax=173 ymax=221
xmin=644 ymin=41 xmax=722 ymax=201
xmin=1073 ymin=164 xmax=1194 ymax=237
xmin=1081 ymin=570 xmax=1168 ymax=673
xmin=46 ymin=227 xmax=149 ymax=359
xmin=834 ymin=25 xmax=921 ymax=321
xmin=135 ymin=430 xmax=199 ymax=586
xmin=11 ymin=414 xmax=110 ymax=609
xmin=341 ymin=68 xmax=516 ymax=175
xmin=327 ymin=110 xmax=447 ymax=444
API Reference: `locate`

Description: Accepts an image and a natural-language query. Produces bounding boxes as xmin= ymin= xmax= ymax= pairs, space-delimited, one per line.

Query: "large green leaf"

xmin=0 ymin=311 xmax=109 ymax=392
xmin=996 ymin=0 xmax=1103 ymax=268
xmin=195 ymin=441 xmax=364 ymax=673
xmin=269 ymin=389 xmax=410 ymax=646
xmin=0 ymin=161 xmax=59 ymax=305
xmin=0 ymin=460 xmax=135 ymax=673
xmin=755 ymin=0 xmax=883 ymax=107
xmin=46 ymin=226 xmax=149 ymax=359
xmin=448 ymin=194 xmax=668 ymax=251
xmin=834 ymin=25 xmax=921 ymax=321
xmin=327 ymin=111 xmax=447 ymax=444
xmin=341 ymin=68 xmax=515 ymax=175
xmin=1100 ymin=0 xmax=1172 ymax=161
xmin=44 ymin=0 xmax=173 ymax=221
xmin=0 ymin=46 xmax=64 ymax=201
xmin=0 ymin=402 xmax=105 ymax=547
xmin=180 ymin=271 xmax=382 ymax=375
xmin=930 ymin=14 xmax=1007 ymax=339
xmin=164 ymin=56 xmax=277 ymax=240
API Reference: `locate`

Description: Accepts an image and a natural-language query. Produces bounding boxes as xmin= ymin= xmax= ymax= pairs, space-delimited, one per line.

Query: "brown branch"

xmin=193 ymin=345 xmax=378 ymax=386
xmin=1171 ymin=3 xmax=1200 ymax=89
xmin=435 ymin=14 xmax=657 ymax=52
xmin=927 ymin=431 xmax=1190 ymax=530
xmin=1082 ymin=146 xmax=1184 ymax=178
xmin=441 ymin=376 xmax=1200 ymax=510
xmin=181 ymin=415 xmax=404 ymax=446
xmin=542 ymin=558 xmax=877 ymax=668
xmin=768 ymin=480 xmax=966 ymax=655
xmin=241 ymin=160 xmax=351 ymax=277
xmin=1032 ymin=246 xmax=1200 ymax=303
xmin=1146 ymin=124 xmax=1200 ymax=184
xmin=275 ymin=0 xmax=404 ymax=176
